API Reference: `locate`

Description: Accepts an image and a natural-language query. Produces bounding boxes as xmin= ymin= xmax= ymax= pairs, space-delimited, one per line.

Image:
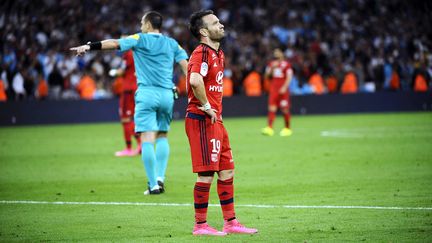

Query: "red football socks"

xmin=194 ymin=182 xmax=211 ymax=223
xmin=267 ymin=111 xmax=276 ymax=128
xmin=122 ymin=122 xmax=134 ymax=149
xmin=217 ymin=178 xmax=236 ymax=220
xmin=283 ymin=112 xmax=291 ymax=128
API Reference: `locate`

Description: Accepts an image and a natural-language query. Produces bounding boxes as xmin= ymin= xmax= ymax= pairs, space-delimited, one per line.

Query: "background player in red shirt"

xmin=261 ymin=48 xmax=294 ymax=137
xmin=185 ymin=10 xmax=258 ymax=236
xmin=110 ymin=50 xmax=141 ymax=156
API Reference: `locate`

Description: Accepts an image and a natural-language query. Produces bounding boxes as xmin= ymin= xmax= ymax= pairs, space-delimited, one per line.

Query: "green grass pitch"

xmin=0 ymin=112 xmax=431 ymax=242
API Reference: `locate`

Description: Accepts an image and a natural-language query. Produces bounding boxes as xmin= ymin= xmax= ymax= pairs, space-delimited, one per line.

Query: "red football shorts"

xmin=268 ymin=90 xmax=290 ymax=108
xmin=119 ymin=91 xmax=135 ymax=119
xmin=185 ymin=112 xmax=235 ymax=173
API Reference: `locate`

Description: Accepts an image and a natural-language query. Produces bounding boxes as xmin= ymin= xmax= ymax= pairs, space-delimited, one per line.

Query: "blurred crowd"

xmin=1 ymin=0 xmax=431 ymax=101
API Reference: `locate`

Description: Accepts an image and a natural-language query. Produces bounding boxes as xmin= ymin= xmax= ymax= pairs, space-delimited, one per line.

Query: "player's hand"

xmin=198 ymin=106 xmax=218 ymax=124
xmin=70 ymin=44 xmax=90 ymax=56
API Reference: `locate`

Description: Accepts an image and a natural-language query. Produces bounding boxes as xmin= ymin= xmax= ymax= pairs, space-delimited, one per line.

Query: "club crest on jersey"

xmin=208 ymin=71 xmax=224 ymax=92
xmin=216 ymin=71 xmax=224 ymax=84
xmin=200 ymin=62 xmax=208 ymax=76
xmin=211 ymin=153 xmax=218 ymax=162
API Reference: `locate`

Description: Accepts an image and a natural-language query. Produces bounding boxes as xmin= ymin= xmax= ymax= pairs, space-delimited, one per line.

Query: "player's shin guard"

xmin=267 ymin=111 xmax=276 ymax=128
xmin=217 ymin=178 xmax=236 ymax=220
xmin=194 ymin=182 xmax=211 ymax=223
xmin=155 ymin=137 xmax=169 ymax=182
xmin=141 ymin=142 xmax=157 ymax=188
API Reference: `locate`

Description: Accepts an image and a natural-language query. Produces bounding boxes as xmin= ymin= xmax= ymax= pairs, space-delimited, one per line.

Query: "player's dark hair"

xmin=144 ymin=11 xmax=163 ymax=30
xmin=189 ymin=10 xmax=214 ymax=39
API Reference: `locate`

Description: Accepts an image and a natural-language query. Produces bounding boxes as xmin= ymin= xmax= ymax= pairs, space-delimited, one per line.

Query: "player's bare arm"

xmin=178 ymin=59 xmax=188 ymax=76
xmin=279 ymin=68 xmax=293 ymax=94
xmin=70 ymin=39 xmax=120 ymax=56
xmin=189 ymin=72 xmax=217 ymax=124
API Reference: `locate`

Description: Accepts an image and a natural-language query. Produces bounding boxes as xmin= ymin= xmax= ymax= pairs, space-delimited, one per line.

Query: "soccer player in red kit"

xmin=261 ymin=48 xmax=293 ymax=137
xmin=185 ymin=10 xmax=258 ymax=236
xmin=112 ymin=50 xmax=141 ymax=156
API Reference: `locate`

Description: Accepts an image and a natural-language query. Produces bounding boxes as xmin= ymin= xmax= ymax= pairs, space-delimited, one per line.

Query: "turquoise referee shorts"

xmin=134 ymin=86 xmax=174 ymax=133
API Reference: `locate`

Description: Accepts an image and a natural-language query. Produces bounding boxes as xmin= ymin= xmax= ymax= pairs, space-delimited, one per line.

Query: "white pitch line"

xmin=320 ymin=131 xmax=363 ymax=138
xmin=320 ymin=126 xmax=432 ymax=138
xmin=1 ymin=200 xmax=431 ymax=211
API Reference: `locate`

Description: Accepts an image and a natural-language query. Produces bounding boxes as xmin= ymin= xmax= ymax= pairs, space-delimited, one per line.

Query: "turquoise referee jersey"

xmin=118 ymin=33 xmax=188 ymax=89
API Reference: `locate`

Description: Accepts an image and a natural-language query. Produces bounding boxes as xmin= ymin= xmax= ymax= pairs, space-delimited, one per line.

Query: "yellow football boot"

xmin=279 ymin=128 xmax=293 ymax=137
xmin=261 ymin=126 xmax=275 ymax=136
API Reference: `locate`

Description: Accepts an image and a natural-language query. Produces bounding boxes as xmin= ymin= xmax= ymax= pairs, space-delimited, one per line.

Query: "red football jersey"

xmin=186 ymin=44 xmax=225 ymax=119
xmin=121 ymin=50 xmax=137 ymax=92
xmin=266 ymin=60 xmax=292 ymax=91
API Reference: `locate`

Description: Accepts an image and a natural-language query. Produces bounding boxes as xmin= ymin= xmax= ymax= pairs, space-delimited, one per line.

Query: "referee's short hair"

xmin=144 ymin=11 xmax=163 ymax=30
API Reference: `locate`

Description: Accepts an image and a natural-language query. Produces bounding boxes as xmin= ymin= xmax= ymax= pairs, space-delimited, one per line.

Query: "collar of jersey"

xmin=200 ymin=43 xmax=220 ymax=53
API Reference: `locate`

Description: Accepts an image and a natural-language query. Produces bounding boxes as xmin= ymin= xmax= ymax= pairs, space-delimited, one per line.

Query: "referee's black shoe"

xmin=158 ymin=180 xmax=165 ymax=193
xmin=144 ymin=183 xmax=160 ymax=195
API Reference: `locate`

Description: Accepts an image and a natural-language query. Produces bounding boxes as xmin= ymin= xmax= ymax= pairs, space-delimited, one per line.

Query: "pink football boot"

xmin=114 ymin=148 xmax=137 ymax=157
xmin=193 ymin=223 xmax=227 ymax=236
xmin=223 ymin=219 xmax=258 ymax=234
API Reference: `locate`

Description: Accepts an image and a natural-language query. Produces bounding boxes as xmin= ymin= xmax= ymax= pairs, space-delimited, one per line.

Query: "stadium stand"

xmin=0 ymin=0 xmax=431 ymax=101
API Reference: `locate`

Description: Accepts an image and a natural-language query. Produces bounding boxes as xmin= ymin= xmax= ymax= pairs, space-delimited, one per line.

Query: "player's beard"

xmin=209 ymin=29 xmax=225 ymax=42
xmin=209 ymin=30 xmax=225 ymax=42
xmin=210 ymin=36 xmax=224 ymax=42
